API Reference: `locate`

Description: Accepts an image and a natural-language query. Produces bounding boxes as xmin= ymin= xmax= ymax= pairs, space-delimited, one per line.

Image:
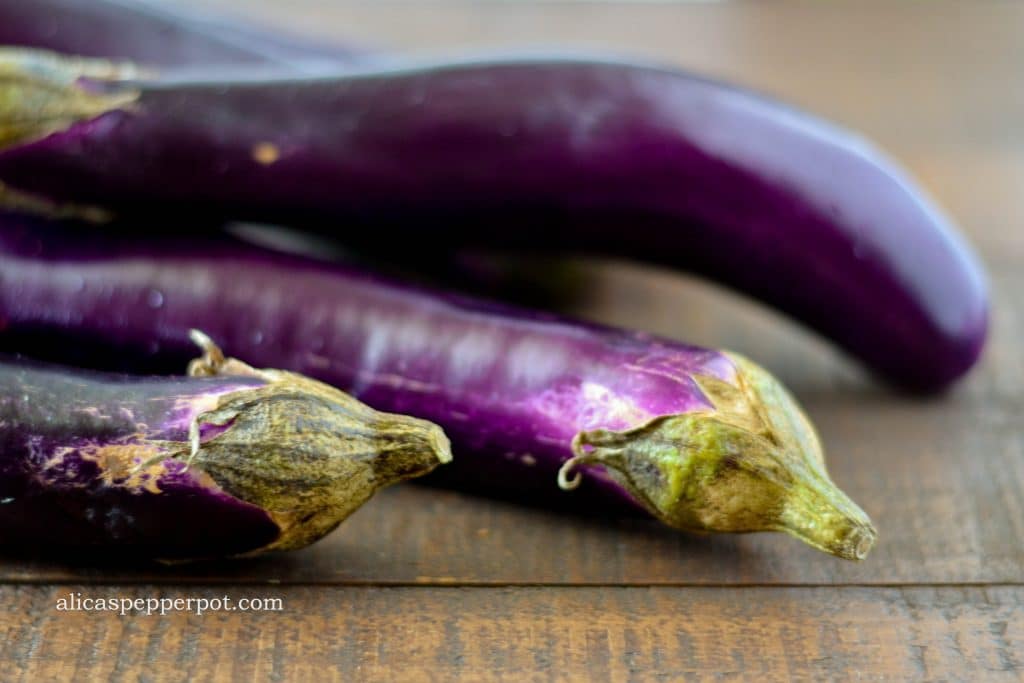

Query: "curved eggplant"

xmin=0 ymin=50 xmax=988 ymax=391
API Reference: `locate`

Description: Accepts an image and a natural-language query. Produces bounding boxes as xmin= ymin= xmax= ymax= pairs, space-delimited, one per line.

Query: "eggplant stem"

xmin=187 ymin=329 xmax=226 ymax=373
xmin=558 ymin=434 xmax=605 ymax=490
xmin=187 ymin=328 xmax=272 ymax=381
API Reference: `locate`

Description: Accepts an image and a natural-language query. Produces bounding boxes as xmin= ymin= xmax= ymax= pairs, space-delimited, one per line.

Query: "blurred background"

xmin=176 ymin=0 xmax=1021 ymax=395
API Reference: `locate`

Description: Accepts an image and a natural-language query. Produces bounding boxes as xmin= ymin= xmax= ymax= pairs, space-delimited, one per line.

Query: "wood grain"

xmin=2 ymin=584 xmax=1021 ymax=681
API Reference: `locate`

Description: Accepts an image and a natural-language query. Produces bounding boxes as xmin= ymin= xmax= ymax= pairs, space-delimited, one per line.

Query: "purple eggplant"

xmin=0 ymin=328 xmax=452 ymax=559
xmin=0 ymin=0 xmax=367 ymax=72
xmin=0 ymin=218 xmax=876 ymax=560
xmin=0 ymin=49 xmax=988 ymax=391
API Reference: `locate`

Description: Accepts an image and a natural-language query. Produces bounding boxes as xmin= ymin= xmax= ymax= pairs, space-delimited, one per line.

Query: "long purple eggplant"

xmin=0 ymin=329 xmax=451 ymax=559
xmin=0 ymin=49 xmax=988 ymax=392
xmin=0 ymin=0 xmax=367 ymax=72
xmin=0 ymin=218 xmax=876 ymax=559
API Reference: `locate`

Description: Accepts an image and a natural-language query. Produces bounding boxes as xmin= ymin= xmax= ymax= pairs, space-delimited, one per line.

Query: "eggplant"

xmin=0 ymin=219 xmax=875 ymax=560
xmin=0 ymin=49 xmax=987 ymax=391
xmin=0 ymin=328 xmax=452 ymax=559
xmin=0 ymin=0 xmax=366 ymax=72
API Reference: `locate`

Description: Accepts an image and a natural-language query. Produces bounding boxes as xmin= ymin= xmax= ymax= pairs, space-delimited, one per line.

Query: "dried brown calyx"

xmin=170 ymin=330 xmax=453 ymax=552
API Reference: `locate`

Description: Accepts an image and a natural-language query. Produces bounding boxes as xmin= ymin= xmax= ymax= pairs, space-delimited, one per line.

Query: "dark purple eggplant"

xmin=0 ymin=0 xmax=367 ymax=72
xmin=0 ymin=49 xmax=988 ymax=392
xmin=0 ymin=328 xmax=452 ymax=559
xmin=0 ymin=218 xmax=875 ymax=560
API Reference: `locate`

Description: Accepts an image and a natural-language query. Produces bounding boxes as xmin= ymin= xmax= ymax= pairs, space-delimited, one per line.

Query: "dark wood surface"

xmin=2 ymin=1 xmax=1022 ymax=679
xmin=5 ymin=585 xmax=1023 ymax=681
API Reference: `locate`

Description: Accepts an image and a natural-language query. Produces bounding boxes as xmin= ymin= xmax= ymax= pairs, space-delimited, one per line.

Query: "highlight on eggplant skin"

xmin=0 ymin=330 xmax=452 ymax=560
xmin=0 ymin=222 xmax=874 ymax=560
xmin=0 ymin=48 xmax=989 ymax=392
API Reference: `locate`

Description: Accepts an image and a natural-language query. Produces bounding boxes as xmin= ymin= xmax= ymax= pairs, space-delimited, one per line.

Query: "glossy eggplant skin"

xmin=0 ymin=0 xmax=366 ymax=71
xmin=0 ymin=220 xmax=716 ymax=503
xmin=0 ymin=220 xmax=879 ymax=560
xmin=0 ymin=56 xmax=988 ymax=391
xmin=0 ymin=361 xmax=281 ymax=558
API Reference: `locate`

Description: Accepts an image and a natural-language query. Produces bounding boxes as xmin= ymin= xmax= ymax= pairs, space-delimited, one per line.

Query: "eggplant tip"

xmin=851 ymin=526 xmax=876 ymax=561
xmin=432 ymin=426 xmax=454 ymax=465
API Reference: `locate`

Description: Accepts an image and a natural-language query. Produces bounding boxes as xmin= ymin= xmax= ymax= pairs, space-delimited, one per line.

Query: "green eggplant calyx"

xmin=0 ymin=47 xmax=140 ymax=151
xmin=559 ymin=352 xmax=876 ymax=561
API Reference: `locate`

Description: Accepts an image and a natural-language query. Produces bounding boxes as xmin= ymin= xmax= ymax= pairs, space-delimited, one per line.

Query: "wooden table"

xmin=3 ymin=1 xmax=1022 ymax=679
